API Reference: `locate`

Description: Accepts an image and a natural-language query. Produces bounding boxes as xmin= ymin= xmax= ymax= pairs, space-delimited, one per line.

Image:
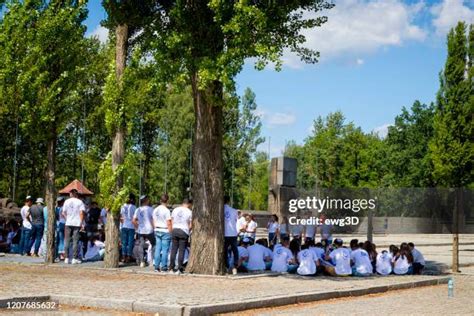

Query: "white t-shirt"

xmin=237 ymin=216 xmax=247 ymax=234
xmin=350 ymin=248 xmax=373 ymax=274
xmin=305 ymin=225 xmax=316 ymax=238
xmin=133 ymin=206 xmax=154 ymax=234
xmin=310 ymin=247 xmax=325 ymax=260
xmin=268 ymin=221 xmax=279 ymax=233
xmin=271 ymin=245 xmax=294 ymax=272
xmin=290 ymin=224 xmax=304 ymax=236
xmin=84 ymin=240 xmax=105 ymax=260
xmin=238 ymin=246 xmax=249 ymax=260
xmin=247 ymin=244 xmax=268 ymax=271
xmin=245 ymin=220 xmax=257 ymax=239
xmin=21 ymin=206 xmax=32 ymax=229
xmin=329 ymin=248 xmax=352 ymax=275
xmin=412 ymin=248 xmax=425 ymax=265
xmin=224 ymin=204 xmax=238 ymax=237
xmin=153 ymin=205 xmax=171 ymax=232
xmin=376 ymin=252 xmax=393 ymax=275
xmin=120 ymin=203 xmax=136 ymax=230
xmin=63 ymin=197 xmax=85 ymax=227
xmin=297 ymin=249 xmax=318 ymax=275
xmin=393 ymin=255 xmax=411 ymax=275
xmin=171 ymin=206 xmax=192 ymax=235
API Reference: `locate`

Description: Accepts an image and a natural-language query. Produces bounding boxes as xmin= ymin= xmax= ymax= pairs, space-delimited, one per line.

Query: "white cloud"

xmin=88 ymin=25 xmax=109 ymax=44
xmin=267 ymin=112 xmax=297 ymax=127
xmin=431 ymin=0 xmax=474 ymax=35
xmin=283 ymin=0 xmax=427 ymax=68
xmin=373 ymin=123 xmax=392 ymax=138
xmin=356 ymin=58 xmax=365 ymax=65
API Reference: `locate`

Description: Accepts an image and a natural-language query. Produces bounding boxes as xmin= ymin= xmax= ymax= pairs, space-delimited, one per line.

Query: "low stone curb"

xmin=1 ymin=276 xmax=450 ymax=316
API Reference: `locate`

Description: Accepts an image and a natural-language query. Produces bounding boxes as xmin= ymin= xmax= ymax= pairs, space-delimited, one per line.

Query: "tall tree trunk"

xmin=45 ymin=128 xmax=57 ymax=264
xmin=104 ymin=23 xmax=128 ymax=268
xmin=187 ymin=75 xmax=226 ymax=275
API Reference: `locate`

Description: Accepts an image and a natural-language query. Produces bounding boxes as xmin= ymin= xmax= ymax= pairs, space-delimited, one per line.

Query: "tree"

xmin=429 ymin=22 xmax=473 ymax=272
xmin=101 ymin=0 xmax=160 ymax=268
xmin=150 ymin=0 xmax=333 ymax=274
xmin=0 ymin=0 xmax=91 ymax=263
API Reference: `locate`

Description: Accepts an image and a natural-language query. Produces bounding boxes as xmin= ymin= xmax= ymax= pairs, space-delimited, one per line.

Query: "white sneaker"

xmin=72 ymin=259 xmax=82 ymax=264
xmin=232 ymin=268 xmax=238 ymax=275
xmin=174 ymin=270 xmax=182 ymax=275
xmin=140 ymin=262 xmax=146 ymax=268
xmin=64 ymin=258 xmax=70 ymax=264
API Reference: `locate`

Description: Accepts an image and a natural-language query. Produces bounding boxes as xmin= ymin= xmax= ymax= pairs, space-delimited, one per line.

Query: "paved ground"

xmin=0 ymin=263 xmax=447 ymax=308
xmin=225 ymin=274 xmax=474 ymax=316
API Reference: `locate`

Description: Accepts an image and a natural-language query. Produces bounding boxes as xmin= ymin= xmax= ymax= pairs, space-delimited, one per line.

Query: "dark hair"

xmin=389 ymin=245 xmax=399 ymax=256
xmin=301 ymin=244 xmax=309 ymax=250
xmin=183 ymin=198 xmax=193 ymax=205
xmin=256 ymin=238 xmax=268 ymax=248
xmin=363 ymin=241 xmax=377 ymax=260
xmin=315 ymin=242 xmax=323 ymax=248
xmin=408 ymin=242 xmax=415 ymax=248
xmin=271 ymin=214 xmax=279 ymax=222
xmin=350 ymin=239 xmax=359 ymax=249
xmin=282 ymin=236 xmax=290 ymax=243
xmin=160 ymin=194 xmax=169 ymax=204
xmin=334 ymin=239 xmax=343 ymax=247
xmin=289 ymin=239 xmax=300 ymax=258
xmin=128 ymin=193 xmax=136 ymax=204
xmin=305 ymin=239 xmax=315 ymax=247
xmin=70 ymin=189 xmax=78 ymax=197
xmin=398 ymin=243 xmax=413 ymax=263
xmin=224 ymin=195 xmax=230 ymax=204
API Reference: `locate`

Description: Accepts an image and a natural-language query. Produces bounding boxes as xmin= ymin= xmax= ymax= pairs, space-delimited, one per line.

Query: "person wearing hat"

xmin=26 ymin=198 xmax=46 ymax=257
xmin=132 ymin=195 xmax=155 ymax=267
xmin=63 ymin=189 xmax=86 ymax=264
xmin=55 ymin=196 xmax=66 ymax=259
xmin=19 ymin=196 xmax=33 ymax=255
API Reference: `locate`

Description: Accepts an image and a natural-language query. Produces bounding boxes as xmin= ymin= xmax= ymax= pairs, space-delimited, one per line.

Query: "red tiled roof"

xmin=58 ymin=179 xmax=94 ymax=195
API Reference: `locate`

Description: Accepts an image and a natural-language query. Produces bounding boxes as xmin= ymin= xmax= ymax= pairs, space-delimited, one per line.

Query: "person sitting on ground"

xmin=289 ymin=238 xmax=301 ymax=258
xmin=310 ymin=242 xmax=326 ymax=274
xmin=132 ymin=195 xmax=155 ymax=268
xmin=237 ymin=238 xmax=250 ymax=272
xmin=84 ymin=236 xmax=105 ymax=262
xmin=363 ymin=240 xmax=377 ymax=272
xmin=267 ymin=214 xmax=280 ymax=247
xmin=324 ymin=238 xmax=352 ymax=276
xmin=271 ymin=236 xmax=297 ymax=273
xmin=408 ymin=242 xmax=425 ymax=275
xmin=393 ymin=243 xmax=413 ymax=275
xmin=389 ymin=244 xmax=399 ymax=258
xmin=256 ymin=238 xmax=273 ymax=270
xmin=247 ymin=238 xmax=272 ymax=272
xmin=5 ymin=221 xmax=21 ymax=253
xmin=350 ymin=239 xmax=373 ymax=276
xmin=297 ymin=244 xmax=319 ymax=276
xmin=376 ymin=250 xmax=393 ymax=276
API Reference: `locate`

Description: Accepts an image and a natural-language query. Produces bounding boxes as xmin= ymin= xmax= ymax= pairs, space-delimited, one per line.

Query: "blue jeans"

xmin=121 ymin=228 xmax=135 ymax=256
xmin=19 ymin=227 xmax=32 ymax=255
xmin=30 ymin=224 xmax=44 ymax=255
xmin=56 ymin=222 xmax=65 ymax=255
xmin=154 ymin=231 xmax=171 ymax=270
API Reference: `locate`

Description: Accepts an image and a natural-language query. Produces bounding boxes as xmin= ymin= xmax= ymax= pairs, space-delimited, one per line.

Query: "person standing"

xmin=152 ymin=194 xmax=172 ymax=272
xmin=55 ymin=197 xmax=66 ymax=260
xmin=224 ymin=196 xmax=239 ymax=275
xmin=19 ymin=196 xmax=33 ymax=256
xmin=133 ymin=195 xmax=155 ymax=268
xmin=63 ymin=189 xmax=86 ymax=264
xmin=120 ymin=194 xmax=136 ymax=263
xmin=244 ymin=214 xmax=257 ymax=242
xmin=169 ymin=198 xmax=193 ymax=274
xmin=28 ymin=198 xmax=45 ymax=257
xmin=267 ymin=214 xmax=280 ymax=246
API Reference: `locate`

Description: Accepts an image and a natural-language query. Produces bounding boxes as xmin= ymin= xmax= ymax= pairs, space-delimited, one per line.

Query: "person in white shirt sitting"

xmin=271 ymin=236 xmax=297 ymax=273
xmin=349 ymin=239 xmax=373 ymax=276
xmin=408 ymin=242 xmax=425 ymax=275
xmin=309 ymin=242 xmax=326 ymax=275
xmin=324 ymin=238 xmax=352 ymax=276
xmin=297 ymin=244 xmax=319 ymax=276
xmin=393 ymin=243 xmax=413 ymax=275
xmin=236 ymin=238 xmax=250 ymax=272
xmin=376 ymin=250 xmax=393 ymax=276
xmin=247 ymin=239 xmax=272 ymax=272
xmin=84 ymin=236 xmax=105 ymax=262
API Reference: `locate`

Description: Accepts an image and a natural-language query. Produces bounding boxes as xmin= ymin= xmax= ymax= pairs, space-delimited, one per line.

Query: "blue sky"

xmin=84 ymin=0 xmax=474 ymax=157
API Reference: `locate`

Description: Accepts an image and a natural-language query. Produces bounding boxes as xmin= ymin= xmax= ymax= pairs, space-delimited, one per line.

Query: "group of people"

xmin=224 ymin=202 xmax=426 ymax=276
xmin=4 ymin=191 xmax=426 ymax=277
